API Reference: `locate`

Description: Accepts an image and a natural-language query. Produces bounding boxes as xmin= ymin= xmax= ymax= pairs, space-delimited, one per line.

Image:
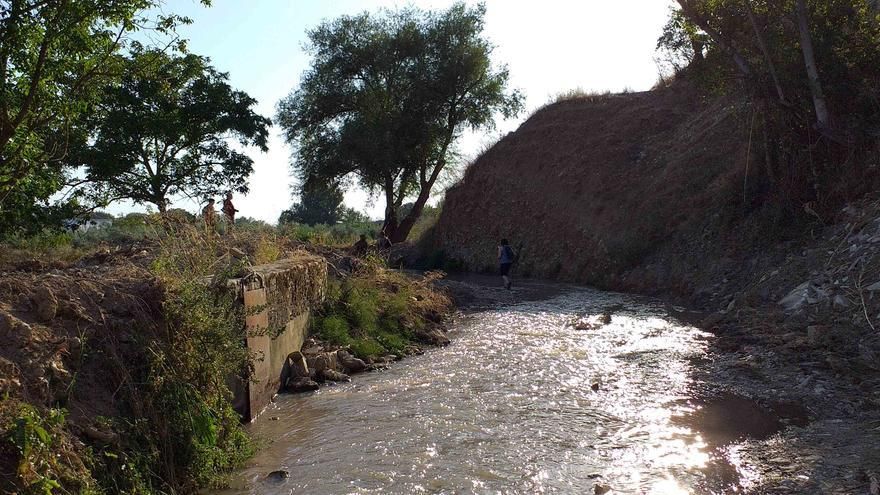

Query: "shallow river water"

xmin=216 ymin=277 xmax=783 ymax=494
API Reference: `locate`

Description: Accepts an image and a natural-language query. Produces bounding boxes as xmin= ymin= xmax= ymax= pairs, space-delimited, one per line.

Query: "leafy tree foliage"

xmin=277 ymin=2 xmax=523 ymax=242
xmin=279 ymin=178 xmax=344 ymax=226
xmin=660 ymin=0 xmax=880 ymax=205
xmin=0 ymin=0 xmax=210 ymax=234
xmin=74 ymin=48 xmax=270 ymax=211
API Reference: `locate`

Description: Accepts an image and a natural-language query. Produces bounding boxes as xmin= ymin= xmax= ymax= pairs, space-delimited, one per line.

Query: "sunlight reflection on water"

xmin=214 ymin=281 xmax=761 ymax=494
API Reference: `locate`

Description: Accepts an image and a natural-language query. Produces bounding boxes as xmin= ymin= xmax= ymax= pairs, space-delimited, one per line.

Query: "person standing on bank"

xmin=222 ymin=191 xmax=238 ymax=230
xmin=498 ymin=238 xmax=516 ymax=290
xmin=202 ymin=198 xmax=217 ymax=234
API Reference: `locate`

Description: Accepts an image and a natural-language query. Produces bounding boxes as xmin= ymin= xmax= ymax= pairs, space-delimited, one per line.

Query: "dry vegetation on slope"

xmin=430 ymin=80 xmax=757 ymax=286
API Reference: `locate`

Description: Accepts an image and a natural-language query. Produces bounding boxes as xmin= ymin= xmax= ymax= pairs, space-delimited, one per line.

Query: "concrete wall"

xmin=230 ymin=254 xmax=326 ymax=422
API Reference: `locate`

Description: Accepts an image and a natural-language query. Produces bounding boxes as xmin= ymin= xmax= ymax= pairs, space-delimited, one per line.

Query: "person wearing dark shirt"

xmin=352 ymin=234 xmax=369 ymax=256
xmin=498 ymin=238 xmax=516 ymax=290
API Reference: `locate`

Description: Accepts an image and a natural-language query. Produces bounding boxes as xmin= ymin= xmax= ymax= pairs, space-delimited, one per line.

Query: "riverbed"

xmin=215 ymin=276 xmax=823 ymax=494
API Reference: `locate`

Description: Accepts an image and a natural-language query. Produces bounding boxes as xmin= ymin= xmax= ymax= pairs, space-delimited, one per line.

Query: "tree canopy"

xmin=74 ymin=48 xmax=270 ymax=211
xmin=0 ymin=0 xmax=210 ymax=234
xmin=279 ymin=177 xmax=345 ymax=226
xmin=659 ymin=0 xmax=880 ymax=204
xmin=276 ymin=2 xmax=523 ymax=242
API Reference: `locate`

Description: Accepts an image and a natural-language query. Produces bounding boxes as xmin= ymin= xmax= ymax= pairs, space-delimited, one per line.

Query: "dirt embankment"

xmin=431 ymin=81 xmax=753 ymax=285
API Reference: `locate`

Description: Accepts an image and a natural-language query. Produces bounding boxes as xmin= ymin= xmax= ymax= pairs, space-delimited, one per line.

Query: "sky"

xmin=107 ymin=0 xmax=675 ymax=222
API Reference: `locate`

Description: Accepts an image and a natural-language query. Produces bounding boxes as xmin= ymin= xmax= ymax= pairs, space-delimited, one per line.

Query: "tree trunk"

xmin=691 ymin=39 xmax=704 ymax=63
xmin=745 ymin=0 xmax=788 ymax=106
xmin=795 ymin=0 xmax=830 ymax=129
xmin=381 ymin=177 xmax=399 ymax=240
xmin=391 ymin=187 xmax=431 ymax=244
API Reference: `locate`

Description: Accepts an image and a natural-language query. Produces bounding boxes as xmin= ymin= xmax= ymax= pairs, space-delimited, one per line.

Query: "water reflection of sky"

xmin=214 ymin=284 xmax=763 ymax=495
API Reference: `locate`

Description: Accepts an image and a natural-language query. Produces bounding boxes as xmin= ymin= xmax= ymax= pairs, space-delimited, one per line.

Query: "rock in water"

xmin=337 ymin=350 xmax=367 ymax=373
xmin=599 ymin=313 xmax=612 ymax=325
xmin=415 ymin=327 xmax=450 ymax=346
xmin=286 ymin=376 xmax=319 ymax=393
xmin=321 ymin=369 xmax=351 ymax=382
xmin=287 ymin=351 xmax=310 ymax=378
xmin=266 ymin=470 xmax=290 ymax=481
xmin=594 ymin=484 xmax=612 ymax=495
xmin=307 ymin=352 xmax=338 ymax=374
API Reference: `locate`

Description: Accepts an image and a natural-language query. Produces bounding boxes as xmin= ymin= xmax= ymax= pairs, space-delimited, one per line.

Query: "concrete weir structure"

xmin=229 ymin=254 xmax=327 ymax=422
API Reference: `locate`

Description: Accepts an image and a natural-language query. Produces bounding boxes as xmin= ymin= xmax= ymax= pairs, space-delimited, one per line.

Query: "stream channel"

xmin=216 ymin=275 xmax=805 ymax=494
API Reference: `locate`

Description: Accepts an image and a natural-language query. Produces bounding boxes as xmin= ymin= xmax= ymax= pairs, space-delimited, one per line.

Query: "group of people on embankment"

xmin=351 ymin=231 xmax=392 ymax=257
xmin=202 ymin=191 xmax=239 ymax=234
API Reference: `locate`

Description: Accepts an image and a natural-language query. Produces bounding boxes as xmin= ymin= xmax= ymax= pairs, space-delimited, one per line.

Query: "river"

xmin=215 ymin=276 xmax=796 ymax=494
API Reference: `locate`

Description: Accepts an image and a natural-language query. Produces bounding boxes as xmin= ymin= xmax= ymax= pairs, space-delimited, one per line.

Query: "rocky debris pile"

xmin=282 ymin=338 xmax=437 ymax=394
xmin=699 ymin=199 xmax=880 ymax=395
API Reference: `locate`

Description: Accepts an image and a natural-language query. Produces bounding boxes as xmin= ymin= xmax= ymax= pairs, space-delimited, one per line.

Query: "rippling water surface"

xmin=216 ymin=277 xmax=757 ymax=494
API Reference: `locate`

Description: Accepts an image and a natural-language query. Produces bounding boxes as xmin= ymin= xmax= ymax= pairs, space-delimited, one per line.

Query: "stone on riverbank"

xmin=321 ymin=369 xmax=351 ymax=382
xmin=287 ymin=351 xmax=310 ymax=378
xmin=337 ymin=349 xmax=367 ymax=373
xmin=414 ymin=327 xmax=450 ymax=346
xmin=286 ymin=376 xmax=319 ymax=393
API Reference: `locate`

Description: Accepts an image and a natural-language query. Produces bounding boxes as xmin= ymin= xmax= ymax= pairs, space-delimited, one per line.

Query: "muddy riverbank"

xmin=215 ymin=274 xmax=879 ymax=494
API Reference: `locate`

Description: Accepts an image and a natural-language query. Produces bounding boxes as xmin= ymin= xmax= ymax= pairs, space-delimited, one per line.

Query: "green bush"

xmin=0 ymin=402 xmax=95 ymax=495
xmin=347 ymin=287 xmax=380 ymax=334
xmin=144 ymin=279 xmax=253 ymax=489
xmin=4 ymin=230 xmax=72 ymax=250
xmin=318 ymin=316 xmax=352 ymax=345
xmin=349 ymin=339 xmax=386 ymax=359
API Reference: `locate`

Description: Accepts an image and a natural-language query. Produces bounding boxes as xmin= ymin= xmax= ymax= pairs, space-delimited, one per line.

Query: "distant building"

xmin=79 ymin=218 xmax=114 ymax=231
xmin=65 ymin=214 xmax=114 ymax=232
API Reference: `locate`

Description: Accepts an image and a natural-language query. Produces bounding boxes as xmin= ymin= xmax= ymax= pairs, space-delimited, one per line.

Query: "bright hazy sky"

xmin=110 ymin=0 xmax=674 ymax=222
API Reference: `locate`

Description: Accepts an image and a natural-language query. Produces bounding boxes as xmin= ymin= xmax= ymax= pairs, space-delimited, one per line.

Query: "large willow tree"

xmin=277 ymin=2 xmax=523 ymax=243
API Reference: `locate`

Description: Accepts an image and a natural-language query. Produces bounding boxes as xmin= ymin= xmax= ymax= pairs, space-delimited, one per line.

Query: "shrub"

xmin=0 ymin=401 xmax=94 ymax=495
xmin=349 ymin=339 xmax=385 ymax=359
xmin=311 ymin=258 xmax=452 ymax=360
xmin=318 ymin=316 xmax=352 ymax=345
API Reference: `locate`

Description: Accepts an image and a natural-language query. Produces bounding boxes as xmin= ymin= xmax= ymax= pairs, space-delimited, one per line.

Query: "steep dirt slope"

xmin=432 ymin=82 xmax=751 ymax=287
xmin=429 ymin=82 xmax=880 ymax=493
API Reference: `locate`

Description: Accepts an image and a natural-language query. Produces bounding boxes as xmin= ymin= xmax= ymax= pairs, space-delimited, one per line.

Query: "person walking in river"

xmin=498 ymin=238 xmax=516 ymax=290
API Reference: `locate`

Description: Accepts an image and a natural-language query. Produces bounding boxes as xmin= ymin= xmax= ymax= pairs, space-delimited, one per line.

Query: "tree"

xmin=75 ymin=48 xmax=270 ymax=211
xmin=660 ymin=0 xmax=880 ymax=203
xmin=277 ymin=2 xmax=523 ymax=243
xmin=794 ymin=0 xmax=829 ymax=128
xmin=0 ymin=0 xmax=209 ymax=234
xmin=278 ymin=177 xmax=344 ymax=226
